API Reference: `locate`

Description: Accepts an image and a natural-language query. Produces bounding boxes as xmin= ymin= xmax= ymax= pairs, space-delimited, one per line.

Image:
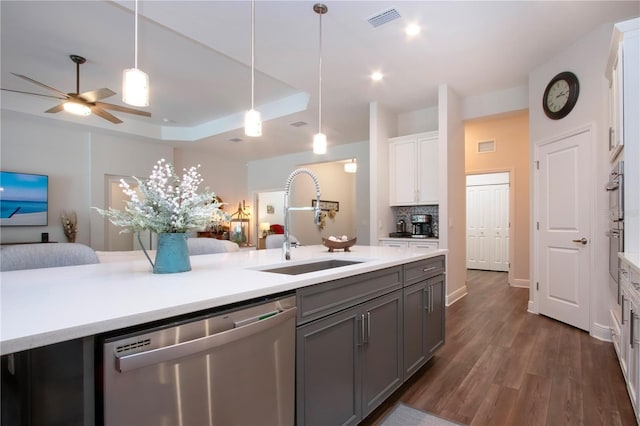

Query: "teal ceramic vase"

xmin=153 ymin=233 xmax=191 ymax=274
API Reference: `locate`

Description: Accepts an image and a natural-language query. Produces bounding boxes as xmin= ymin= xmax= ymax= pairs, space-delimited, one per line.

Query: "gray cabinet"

xmin=296 ymin=268 xmax=403 ymax=426
xmin=296 ymin=258 xmax=446 ymax=425
xmin=402 ymin=257 xmax=445 ymax=380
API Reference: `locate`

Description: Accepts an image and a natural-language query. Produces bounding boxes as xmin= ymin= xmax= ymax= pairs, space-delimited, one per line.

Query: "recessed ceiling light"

xmin=371 ymin=71 xmax=383 ymax=81
xmin=405 ymin=23 xmax=420 ymax=37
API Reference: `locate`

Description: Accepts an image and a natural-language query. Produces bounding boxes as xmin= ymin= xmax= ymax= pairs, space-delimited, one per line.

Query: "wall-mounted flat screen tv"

xmin=0 ymin=171 xmax=49 ymax=226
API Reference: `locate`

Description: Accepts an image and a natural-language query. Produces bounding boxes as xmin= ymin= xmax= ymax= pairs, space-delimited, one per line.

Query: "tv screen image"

xmin=0 ymin=171 xmax=48 ymax=226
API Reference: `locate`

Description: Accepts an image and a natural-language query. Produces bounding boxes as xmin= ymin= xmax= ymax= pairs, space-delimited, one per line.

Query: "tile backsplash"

xmin=392 ymin=205 xmax=439 ymax=237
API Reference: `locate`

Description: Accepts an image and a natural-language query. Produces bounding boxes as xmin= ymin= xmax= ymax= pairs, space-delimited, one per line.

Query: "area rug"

xmin=379 ymin=403 xmax=463 ymax=426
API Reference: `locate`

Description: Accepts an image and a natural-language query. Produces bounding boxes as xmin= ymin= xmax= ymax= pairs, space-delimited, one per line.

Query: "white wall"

xmin=0 ymin=111 xmax=92 ymax=245
xmin=369 ymin=102 xmax=397 ymax=242
xmin=173 ymin=147 xmax=248 ymax=225
xmin=439 ymin=85 xmax=468 ymax=304
xmin=247 ymin=141 xmax=370 ymax=245
xmin=528 ymin=23 xmax=616 ymax=338
xmin=462 ymin=85 xmax=529 ymax=120
xmin=397 ymin=106 xmax=438 ymax=136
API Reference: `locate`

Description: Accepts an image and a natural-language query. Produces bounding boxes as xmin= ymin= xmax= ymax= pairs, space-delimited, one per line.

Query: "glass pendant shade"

xmin=63 ymin=100 xmax=91 ymax=116
xmin=344 ymin=159 xmax=357 ymax=173
xmin=122 ymin=68 xmax=149 ymax=107
xmin=313 ymin=132 xmax=327 ymax=154
xmin=244 ymin=109 xmax=262 ymax=137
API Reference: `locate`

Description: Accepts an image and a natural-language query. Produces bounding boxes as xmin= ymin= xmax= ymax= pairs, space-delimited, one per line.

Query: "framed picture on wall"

xmin=312 ymin=199 xmax=339 ymax=212
xmin=266 ymin=205 xmax=274 ymax=214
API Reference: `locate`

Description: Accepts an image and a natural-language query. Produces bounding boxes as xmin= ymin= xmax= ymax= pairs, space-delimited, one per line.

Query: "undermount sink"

xmin=260 ymin=259 xmax=363 ymax=275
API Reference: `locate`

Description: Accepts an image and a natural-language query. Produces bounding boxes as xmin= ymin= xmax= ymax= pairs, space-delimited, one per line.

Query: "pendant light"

xmin=344 ymin=158 xmax=357 ymax=173
xmin=122 ymin=0 xmax=149 ymax=107
xmin=313 ymin=3 xmax=328 ymax=155
xmin=244 ymin=0 xmax=262 ymax=137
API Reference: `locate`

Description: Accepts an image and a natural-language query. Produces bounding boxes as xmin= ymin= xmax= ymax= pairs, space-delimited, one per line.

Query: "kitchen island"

xmin=1 ymin=244 xmax=446 ymax=425
xmin=1 ymin=245 xmax=445 ymax=355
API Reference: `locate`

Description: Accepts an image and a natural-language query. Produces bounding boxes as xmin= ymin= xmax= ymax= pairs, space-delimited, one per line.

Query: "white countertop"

xmin=0 ymin=245 xmax=446 ymax=355
xmin=620 ymin=252 xmax=640 ymax=275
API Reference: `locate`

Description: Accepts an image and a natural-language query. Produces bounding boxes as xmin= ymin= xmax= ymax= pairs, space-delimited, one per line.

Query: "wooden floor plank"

xmin=361 ymin=270 xmax=636 ymax=426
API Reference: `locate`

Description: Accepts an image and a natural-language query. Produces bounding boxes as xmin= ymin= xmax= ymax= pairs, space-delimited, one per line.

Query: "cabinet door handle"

xmin=631 ymin=310 xmax=635 ymax=349
xmin=431 ymin=286 xmax=435 ymax=313
xmin=622 ymin=297 xmax=626 ymax=324
xmin=366 ymin=312 xmax=371 ymax=344
xmin=357 ymin=314 xmax=364 ymax=347
xmin=423 ymin=288 xmax=429 ymax=311
xmin=423 ymin=266 xmax=436 ymax=273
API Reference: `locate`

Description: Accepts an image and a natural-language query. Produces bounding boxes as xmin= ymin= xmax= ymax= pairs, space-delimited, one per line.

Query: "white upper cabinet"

xmin=389 ymin=131 xmax=439 ymax=206
xmin=608 ymin=18 xmax=639 ymax=253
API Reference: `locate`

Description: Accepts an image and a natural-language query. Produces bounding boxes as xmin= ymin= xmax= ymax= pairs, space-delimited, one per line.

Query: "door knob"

xmin=572 ymin=238 xmax=588 ymax=245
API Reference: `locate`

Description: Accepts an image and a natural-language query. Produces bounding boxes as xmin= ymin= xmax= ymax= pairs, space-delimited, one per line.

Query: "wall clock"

xmin=542 ymin=71 xmax=580 ymax=120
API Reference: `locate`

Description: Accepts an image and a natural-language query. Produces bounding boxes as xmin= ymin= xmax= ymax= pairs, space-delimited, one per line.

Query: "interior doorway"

xmin=466 ymin=172 xmax=510 ymax=272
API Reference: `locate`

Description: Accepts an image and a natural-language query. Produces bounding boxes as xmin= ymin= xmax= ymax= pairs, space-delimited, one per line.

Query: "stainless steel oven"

xmin=607 ymin=161 xmax=624 ymax=288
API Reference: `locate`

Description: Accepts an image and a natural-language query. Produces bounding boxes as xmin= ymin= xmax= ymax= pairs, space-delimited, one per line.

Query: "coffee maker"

xmin=411 ymin=214 xmax=432 ymax=238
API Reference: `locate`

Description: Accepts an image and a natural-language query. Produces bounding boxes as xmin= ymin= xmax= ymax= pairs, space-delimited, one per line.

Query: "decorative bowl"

xmin=322 ymin=237 xmax=357 ymax=252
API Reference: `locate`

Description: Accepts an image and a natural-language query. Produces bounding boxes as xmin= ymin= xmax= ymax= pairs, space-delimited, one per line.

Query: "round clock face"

xmin=543 ymin=71 xmax=580 ymax=120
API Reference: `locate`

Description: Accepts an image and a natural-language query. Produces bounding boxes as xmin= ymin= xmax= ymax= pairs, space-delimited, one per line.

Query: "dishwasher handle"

xmin=115 ymin=305 xmax=297 ymax=373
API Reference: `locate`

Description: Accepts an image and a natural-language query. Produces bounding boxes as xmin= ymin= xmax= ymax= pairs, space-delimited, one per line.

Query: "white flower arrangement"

xmin=94 ymin=159 xmax=228 ymax=234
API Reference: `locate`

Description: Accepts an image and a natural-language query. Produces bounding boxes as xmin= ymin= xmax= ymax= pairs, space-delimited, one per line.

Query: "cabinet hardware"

xmin=631 ymin=310 xmax=635 ymax=348
xmin=430 ymin=286 xmax=434 ymax=313
xmin=423 ymin=288 xmax=429 ymax=311
xmin=622 ymin=297 xmax=626 ymax=324
xmin=422 ymin=266 xmax=436 ymax=272
xmin=366 ymin=312 xmax=371 ymax=344
xmin=357 ymin=315 xmax=364 ymax=347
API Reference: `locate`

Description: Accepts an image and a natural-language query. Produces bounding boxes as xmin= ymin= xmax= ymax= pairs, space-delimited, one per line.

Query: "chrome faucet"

xmin=283 ymin=168 xmax=322 ymax=260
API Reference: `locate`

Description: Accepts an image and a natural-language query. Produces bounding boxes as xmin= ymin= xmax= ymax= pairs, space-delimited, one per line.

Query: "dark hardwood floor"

xmin=362 ymin=270 xmax=636 ymax=426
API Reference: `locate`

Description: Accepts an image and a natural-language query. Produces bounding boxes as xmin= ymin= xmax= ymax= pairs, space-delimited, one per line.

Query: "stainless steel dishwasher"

xmin=101 ymin=294 xmax=296 ymax=426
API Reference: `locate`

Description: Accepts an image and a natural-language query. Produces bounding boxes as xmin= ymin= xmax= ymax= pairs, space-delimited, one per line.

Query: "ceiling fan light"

xmin=63 ymin=100 xmax=91 ymax=116
xmin=344 ymin=159 xmax=357 ymax=173
xmin=313 ymin=133 xmax=327 ymax=155
xmin=244 ymin=109 xmax=262 ymax=137
xmin=122 ymin=68 xmax=149 ymax=107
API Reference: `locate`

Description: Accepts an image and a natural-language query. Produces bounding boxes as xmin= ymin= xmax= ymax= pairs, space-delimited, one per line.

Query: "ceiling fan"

xmin=1 ymin=54 xmax=151 ymax=124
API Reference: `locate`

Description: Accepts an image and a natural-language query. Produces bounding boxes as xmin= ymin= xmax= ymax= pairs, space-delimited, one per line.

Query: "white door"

xmin=536 ymin=129 xmax=591 ymax=331
xmin=466 ymin=173 xmax=509 ymax=271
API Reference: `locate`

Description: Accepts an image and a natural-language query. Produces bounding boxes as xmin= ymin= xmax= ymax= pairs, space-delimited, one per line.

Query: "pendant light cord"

xmin=134 ymin=0 xmax=139 ymax=69
xmin=251 ymin=0 xmax=255 ymax=110
xmin=318 ymin=10 xmax=323 ymax=133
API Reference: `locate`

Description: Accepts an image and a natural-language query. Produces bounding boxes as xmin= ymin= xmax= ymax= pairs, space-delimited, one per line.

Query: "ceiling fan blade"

xmin=90 ymin=105 xmax=123 ymax=124
xmin=79 ymin=88 xmax=116 ymax=103
xmin=95 ymin=101 xmax=151 ymax=117
xmin=10 ymin=73 xmax=69 ymax=98
xmin=0 ymin=88 xmax=68 ymax=100
xmin=44 ymin=103 xmax=65 ymax=114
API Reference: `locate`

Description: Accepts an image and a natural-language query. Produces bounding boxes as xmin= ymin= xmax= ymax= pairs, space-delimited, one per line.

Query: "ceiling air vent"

xmin=367 ymin=8 xmax=401 ymax=28
xmin=228 ymin=137 xmax=243 ymax=143
xmin=477 ymin=140 xmax=496 ymax=153
xmin=289 ymin=121 xmax=308 ymax=128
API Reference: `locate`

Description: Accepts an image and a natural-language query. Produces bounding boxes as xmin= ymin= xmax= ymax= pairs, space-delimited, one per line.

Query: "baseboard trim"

xmin=527 ymin=300 xmax=536 ymax=314
xmin=446 ymin=285 xmax=468 ymax=306
xmin=590 ymin=321 xmax=613 ymax=342
xmin=511 ymin=278 xmax=530 ymax=288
